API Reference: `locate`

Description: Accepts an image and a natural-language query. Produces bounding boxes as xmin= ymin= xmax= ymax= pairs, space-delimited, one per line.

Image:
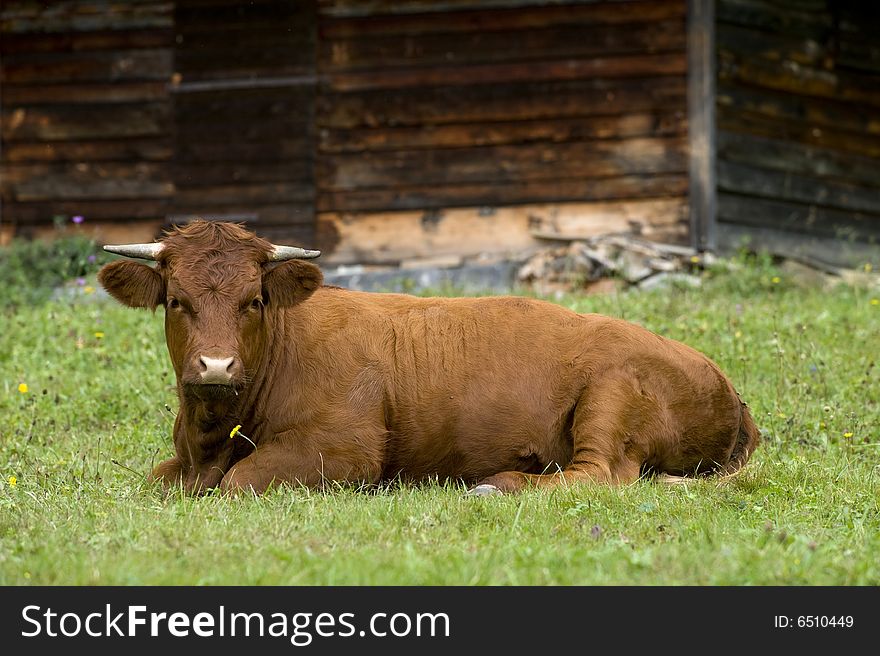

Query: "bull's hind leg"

xmin=470 ymin=370 xmax=659 ymax=494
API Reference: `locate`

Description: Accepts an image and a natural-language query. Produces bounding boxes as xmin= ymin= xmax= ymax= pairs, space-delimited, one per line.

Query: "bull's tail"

xmin=723 ymin=402 xmax=761 ymax=476
xmin=657 ymin=402 xmax=761 ymax=485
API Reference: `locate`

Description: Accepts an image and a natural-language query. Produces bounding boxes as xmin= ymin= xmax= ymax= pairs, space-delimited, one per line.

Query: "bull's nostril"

xmin=199 ymin=356 xmax=236 ymax=383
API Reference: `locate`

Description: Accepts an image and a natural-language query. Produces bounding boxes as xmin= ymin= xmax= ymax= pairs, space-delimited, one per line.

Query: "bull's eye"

xmin=250 ymin=298 xmax=262 ymax=311
xmin=168 ymin=298 xmax=180 ymax=310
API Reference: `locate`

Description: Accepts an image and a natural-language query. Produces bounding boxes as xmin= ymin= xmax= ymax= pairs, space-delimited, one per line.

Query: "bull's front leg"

xmin=219 ymin=434 xmax=384 ymax=495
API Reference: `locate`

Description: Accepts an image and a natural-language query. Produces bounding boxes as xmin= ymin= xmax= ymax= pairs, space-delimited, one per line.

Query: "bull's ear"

xmin=97 ymin=260 xmax=164 ymax=309
xmin=262 ymin=260 xmax=323 ymax=308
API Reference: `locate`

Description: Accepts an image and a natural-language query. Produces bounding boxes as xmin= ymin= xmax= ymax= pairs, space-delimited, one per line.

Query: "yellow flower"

xmin=843 ymin=432 xmax=854 ymax=439
xmin=864 ymin=263 xmax=873 ymax=273
xmin=17 ymin=383 xmax=28 ymax=394
xmin=776 ymin=412 xmax=787 ymax=419
xmin=84 ymin=286 xmax=95 ymax=294
xmin=771 ymin=276 xmax=780 ymax=284
xmin=230 ymin=424 xmax=242 ymax=439
xmin=94 ymin=331 xmax=105 ymax=339
xmin=7 ymin=476 xmax=16 ymax=488
xmin=689 ymin=255 xmax=700 ymax=264
xmin=871 ymin=299 xmax=879 ymax=306
xmin=734 ymin=330 xmax=742 ymax=338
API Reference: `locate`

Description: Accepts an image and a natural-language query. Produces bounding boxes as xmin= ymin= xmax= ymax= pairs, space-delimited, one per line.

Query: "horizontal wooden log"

xmin=3 ymin=162 xmax=172 ymax=201
xmin=317 ymin=173 xmax=688 ymax=212
xmin=319 ymin=136 xmax=687 ymax=189
xmin=717 ymin=21 xmax=828 ymax=68
xmin=318 ymin=0 xmax=684 ymax=22
xmin=26 ymin=219 xmax=168 ymax=245
xmin=169 ymin=203 xmax=315 ymax=227
xmin=1 ymin=104 xmax=170 ymax=141
xmin=316 ymin=198 xmax=688 ymax=264
xmin=715 ymin=0 xmax=832 ymax=40
xmin=0 ymin=28 xmax=172 ymax=54
xmin=173 ymin=160 xmax=313 ymax=187
xmin=173 ymin=117 xmax=312 ymax=142
xmin=716 ymin=84 xmax=880 ymax=137
xmin=319 ymin=111 xmax=687 ymax=153
xmin=175 ymin=182 xmax=314 ymax=206
xmin=718 ymin=131 xmax=880 ymax=188
xmin=716 ymin=222 xmax=880 ymax=270
xmin=718 ymin=193 xmax=880 ymax=242
xmin=718 ymin=52 xmax=880 ymax=109
xmin=5 ymin=199 xmax=170 ymax=224
xmin=325 ymin=53 xmax=686 ymax=91
xmin=718 ymin=161 xmax=880 ymax=215
xmin=320 ymin=20 xmax=685 ymax=72
xmin=175 ymin=0 xmax=313 ymax=26
xmin=2 ymin=139 xmax=172 ymax=163
xmin=176 ymin=138 xmax=312 ymax=163
xmin=173 ymin=86 xmax=314 ymax=120
xmin=317 ymin=75 xmax=686 ymax=128
xmin=2 ymin=49 xmax=172 ymax=84
xmin=2 ymin=81 xmax=169 ymax=105
xmin=1 ymin=2 xmax=173 ymax=34
xmin=718 ymin=110 xmax=880 ymax=160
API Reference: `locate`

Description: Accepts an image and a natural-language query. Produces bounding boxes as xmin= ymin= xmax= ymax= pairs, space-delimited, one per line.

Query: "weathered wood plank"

xmin=319 ymin=111 xmax=687 ymax=153
xmin=176 ymin=138 xmax=312 ymax=163
xmin=718 ymin=161 xmax=880 ymax=215
xmin=1 ymin=3 xmax=173 ymax=34
xmin=0 ymin=28 xmax=172 ymax=54
xmin=6 ymin=199 xmax=170 ymax=224
xmin=716 ymin=84 xmax=880 ymax=137
xmin=318 ymin=0 xmax=644 ymax=19
xmin=718 ymin=193 xmax=880 ymax=242
xmin=718 ymin=111 xmax=880 ymax=160
xmin=2 ymin=139 xmax=172 ymax=163
xmin=2 ymin=81 xmax=168 ymax=105
xmin=3 ymin=162 xmax=173 ymax=201
xmin=316 ymin=198 xmax=688 ymax=265
xmin=1 ymin=104 xmax=170 ymax=141
xmin=319 ymin=137 xmax=687 ymax=189
xmin=318 ymin=76 xmax=686 ymax=128
xmin=173 ymin=160 xmax=313 ymax=187
xmin=716 ymin=222 xmax=880 ymax=270
xmin=718 ymin=51 xmax=880 ymax=109
xmin=715 ymin=0 xmax=832 ymax=39
xmin=718 ymin=131 xmax=880 ymax=188
xmin=320 ymin=0 xmax=684 ymax=37
xmin=1 ymin=49 xmax=172 ymax=84
xmin=173 ymin=87 xmax=313 ymax=120
xmin=317 ymin=173 xmax=688 ymax=212
xmin=170 ymin=203 xmax=315 ymax=227
xmin=175 ymin=182 xmax=314 ymax=206
xmin=325 ymin=53 xmax=686 ymax=91
xmin=320 ymin=20 xmax=685 ymax=72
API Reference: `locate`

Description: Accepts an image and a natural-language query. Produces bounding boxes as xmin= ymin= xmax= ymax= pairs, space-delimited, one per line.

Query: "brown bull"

xmin=98 ymin=221 xmax=759 ymax=495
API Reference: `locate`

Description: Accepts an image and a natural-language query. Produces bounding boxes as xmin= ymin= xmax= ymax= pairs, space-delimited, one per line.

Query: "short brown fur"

xmin=99 ymin=221 xmax=760 ymax=495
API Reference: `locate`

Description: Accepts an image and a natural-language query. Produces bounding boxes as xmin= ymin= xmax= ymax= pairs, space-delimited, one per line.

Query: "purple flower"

xmin=71 ymin=215 xmax=84 ymax=224
xmin=76 ymin=278 xmax=86 ymax=286
xmin=87 ymin=254 xmax=96 ymax=264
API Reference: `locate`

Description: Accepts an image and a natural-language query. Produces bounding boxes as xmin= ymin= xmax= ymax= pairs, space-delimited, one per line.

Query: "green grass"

xmin=1 ymin=256 xmax=878 ymax=585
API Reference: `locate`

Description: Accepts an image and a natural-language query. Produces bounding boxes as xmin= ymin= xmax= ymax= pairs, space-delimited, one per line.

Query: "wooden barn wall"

xmin=315 ymin=0 xmax=690 ymax=264
xmin=0 ymin=0 xmax=175 ymax=245
xmin=716 ymin=0 xmax=880 ymax=267
xmin=171 ymin=0 xmax=317 ymax=245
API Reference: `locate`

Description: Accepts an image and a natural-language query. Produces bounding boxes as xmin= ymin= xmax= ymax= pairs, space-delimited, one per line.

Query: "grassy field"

xmin=1 ymin=256 xmax=878 ymax=585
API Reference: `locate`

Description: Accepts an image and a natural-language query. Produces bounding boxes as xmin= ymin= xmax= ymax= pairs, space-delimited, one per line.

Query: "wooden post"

xmin=687 ymin=0 xmax=717 ymax=252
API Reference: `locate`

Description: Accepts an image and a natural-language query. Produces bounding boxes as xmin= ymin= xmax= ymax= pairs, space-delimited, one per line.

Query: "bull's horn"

xmin=103 ymin=242 xmax=164 ymax=260
xmin=269 ymin=245 xmax=321 ymax=260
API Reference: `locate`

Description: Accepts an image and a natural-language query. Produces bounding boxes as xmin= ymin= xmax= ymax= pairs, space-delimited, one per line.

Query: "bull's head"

xmin=98 ymin=221 xmax=322 ymax=407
